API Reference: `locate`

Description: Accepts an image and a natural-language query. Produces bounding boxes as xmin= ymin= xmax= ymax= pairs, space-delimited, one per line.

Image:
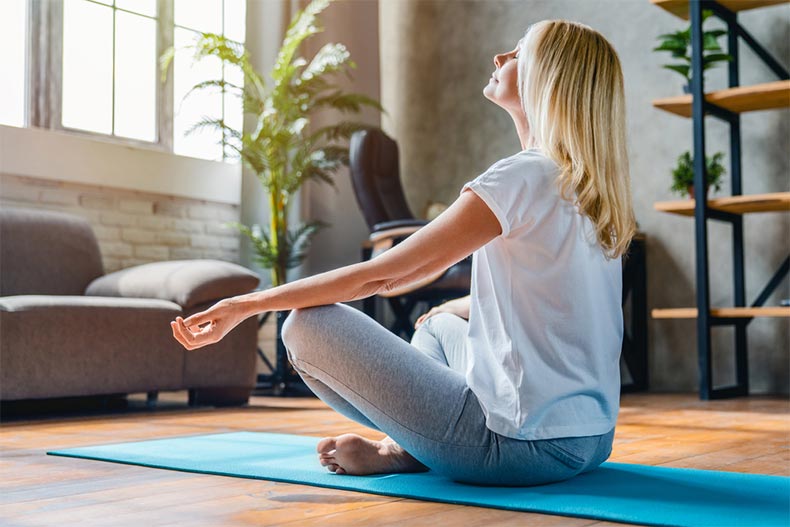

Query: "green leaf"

xmin=284 ymin=220 xmax=330 ymax=269
xmin=703 ymin=52 xmax=733 ymax=63
xmin=308 ymin=121 xmax=371 ymax=143
xmin=662 ymin=64 xmax=691 ymax=79
xmin=300 ymin=43 xmax=351 ymax=83
xmin=654 ymin=40 xmax=687 ymax=53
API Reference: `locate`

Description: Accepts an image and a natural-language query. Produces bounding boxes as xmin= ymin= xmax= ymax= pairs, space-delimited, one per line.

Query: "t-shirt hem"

xmin=485 ymin=414 xmax=616 ymax=441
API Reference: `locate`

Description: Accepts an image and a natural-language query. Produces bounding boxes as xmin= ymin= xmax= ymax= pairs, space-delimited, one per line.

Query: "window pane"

xmin=115 ymin=0 xmax=156 ymax=17
xmin=62 ymin=0 xmax=113 ymax=134
xmin=174 ymin=27 xmax=223 ymax=161
xmin=223 ymin=62 xmax=243 ymax=163
xmin=115 ymin=11 xmax=156 ymax=141
xmin=224 ymin=0 xmax=245 ymax=43
xmin=0 ymin=0 xmax=27 ymax=127
xmin=174 ymin=0 xmax=221 ymax=34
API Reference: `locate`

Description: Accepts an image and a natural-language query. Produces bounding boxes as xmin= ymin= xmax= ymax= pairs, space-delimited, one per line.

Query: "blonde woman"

xmin=171 ymin=19 xmax=637 ymax=486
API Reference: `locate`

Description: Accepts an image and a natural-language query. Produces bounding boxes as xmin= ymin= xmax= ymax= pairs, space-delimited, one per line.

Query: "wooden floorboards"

xmin=1 ymin=392 xmax=788 ymax=526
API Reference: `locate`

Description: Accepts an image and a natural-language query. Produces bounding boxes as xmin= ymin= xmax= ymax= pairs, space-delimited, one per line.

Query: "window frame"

xmin=26 ymin=0 xmax=241 ymax=160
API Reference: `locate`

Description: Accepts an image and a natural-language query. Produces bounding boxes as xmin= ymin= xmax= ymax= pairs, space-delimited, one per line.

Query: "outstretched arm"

xmin=172 ymin=188 xmax=499 ymax=349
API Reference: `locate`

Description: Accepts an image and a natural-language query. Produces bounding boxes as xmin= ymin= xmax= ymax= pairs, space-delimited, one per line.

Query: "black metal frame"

xmin=689 ymin=1 xmax=789 ymax=400
xmin=253 ymin=309 xmax=313 ymax=396
xmin=361 ymin=245 xmax=469 ymax=341
xmin=621 ymin=235 xmax=649 ymax=393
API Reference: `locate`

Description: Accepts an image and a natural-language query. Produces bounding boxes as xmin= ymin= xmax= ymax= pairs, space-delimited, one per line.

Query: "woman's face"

xmin=483 ymin=39 xmax=523 ymax=113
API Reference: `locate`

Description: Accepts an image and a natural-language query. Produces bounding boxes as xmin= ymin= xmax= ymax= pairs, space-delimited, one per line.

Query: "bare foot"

xmin=316 ymin=433 xmax=429 ymax=475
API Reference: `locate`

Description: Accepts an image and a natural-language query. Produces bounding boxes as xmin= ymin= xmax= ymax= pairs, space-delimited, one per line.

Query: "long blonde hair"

xmin=518 ymin=20 xmax=637 ymax=259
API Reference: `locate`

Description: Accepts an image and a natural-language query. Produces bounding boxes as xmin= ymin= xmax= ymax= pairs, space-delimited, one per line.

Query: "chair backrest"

xmin=0 ymin=207 xmax=104 ymax=296
xmin=349 ymin=128 xmax=416 ymax=231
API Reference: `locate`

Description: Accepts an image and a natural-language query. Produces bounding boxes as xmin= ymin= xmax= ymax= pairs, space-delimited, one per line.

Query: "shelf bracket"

xmin=751 ymin=255 xmax=790 ymax=308
xmin=705 ymin=0 xmax=790 ymax=81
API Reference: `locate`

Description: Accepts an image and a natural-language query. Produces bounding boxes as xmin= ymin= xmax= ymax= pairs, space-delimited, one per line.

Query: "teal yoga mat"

xmin=48 ymin=431 xmax=789 ymax=527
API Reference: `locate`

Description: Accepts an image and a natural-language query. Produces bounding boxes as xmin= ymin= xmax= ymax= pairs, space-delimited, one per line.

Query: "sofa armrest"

xmin=85 ymin=259 xmax=260 ymax=309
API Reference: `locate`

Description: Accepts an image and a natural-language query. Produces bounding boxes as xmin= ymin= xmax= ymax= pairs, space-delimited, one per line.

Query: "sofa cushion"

xmin=0 ymin=295 xmax=184 ymax=400
xmin=85 ymin=259 xmax=260 ymax=309
xmin=0 ymin=207 xmax=104 ymax=296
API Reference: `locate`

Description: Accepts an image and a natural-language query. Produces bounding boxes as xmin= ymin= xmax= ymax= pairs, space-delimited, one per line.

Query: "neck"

xmin=508 ymin=110 xmax=533 ymax=151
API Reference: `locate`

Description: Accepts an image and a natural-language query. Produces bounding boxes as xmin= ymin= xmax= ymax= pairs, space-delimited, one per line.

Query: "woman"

xmin=171 ymin=19 xmax=637 ymax=487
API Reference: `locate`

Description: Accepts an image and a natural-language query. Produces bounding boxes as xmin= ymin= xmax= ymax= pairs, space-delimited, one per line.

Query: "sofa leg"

xmin=146 ymin=391 xmax=158 ymax=408
xmin=188 ymin=387 xmax=250 ymax=407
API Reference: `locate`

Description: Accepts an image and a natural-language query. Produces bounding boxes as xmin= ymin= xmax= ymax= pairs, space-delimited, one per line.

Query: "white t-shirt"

xmin=459 ymin=148 xmax=623 ymax=441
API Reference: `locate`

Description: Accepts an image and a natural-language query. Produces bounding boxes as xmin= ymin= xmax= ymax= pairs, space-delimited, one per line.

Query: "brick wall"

xmin=0 ymin=173 xmax=242 ymax=273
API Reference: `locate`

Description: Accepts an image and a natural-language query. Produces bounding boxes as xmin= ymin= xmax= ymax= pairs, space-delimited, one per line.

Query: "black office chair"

xmin=348 ymin=128 xmax=472 ymax=340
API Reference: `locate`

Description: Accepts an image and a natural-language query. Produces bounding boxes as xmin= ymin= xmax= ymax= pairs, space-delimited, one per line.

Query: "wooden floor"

xmin=1 ymin=391 xmax=788 ymax=526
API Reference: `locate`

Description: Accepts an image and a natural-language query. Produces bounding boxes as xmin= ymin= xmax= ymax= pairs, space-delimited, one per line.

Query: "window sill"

xmin=0 ymin=124 xmax=242 ymax=205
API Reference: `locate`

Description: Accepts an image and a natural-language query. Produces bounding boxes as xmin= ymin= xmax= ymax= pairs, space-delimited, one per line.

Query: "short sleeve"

xmin=460 ymin=154 xmax=544 ymax=238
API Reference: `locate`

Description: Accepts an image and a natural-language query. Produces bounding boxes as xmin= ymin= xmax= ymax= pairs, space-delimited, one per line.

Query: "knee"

xmin=280 ymin=304 xmax=338 ymax=355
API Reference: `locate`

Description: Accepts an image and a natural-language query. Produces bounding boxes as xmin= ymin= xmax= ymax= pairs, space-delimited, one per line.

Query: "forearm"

xmin=457 ymin=294 xmax=471 ymax=319
xmin=226 ymin=261 xmax=385 ymax=319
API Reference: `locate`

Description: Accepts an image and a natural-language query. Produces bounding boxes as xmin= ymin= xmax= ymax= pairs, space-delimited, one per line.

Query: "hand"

xmin=170 ymin=299 xmax=249 ymax=351
xmin=414 ymin=297 xmax=469 ymax=330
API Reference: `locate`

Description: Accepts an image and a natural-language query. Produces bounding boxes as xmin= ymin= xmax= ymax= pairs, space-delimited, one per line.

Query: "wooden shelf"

xmin=651 ymin=0 xmax=788 ymax=19
xmin=654 ymin=192 xmax=790 ymax=216
xmin=653 ymin=80 xmax=790 ymax=117
xmin=652 ymin=307 xmax=790 ymax=319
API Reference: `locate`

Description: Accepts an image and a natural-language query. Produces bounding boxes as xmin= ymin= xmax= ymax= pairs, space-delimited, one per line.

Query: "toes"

xmin=326 ymin=463 xmax=339 ymax=473
xmin=317 ymin=436 xmax=338 ymax=455
xmin=336 ymin=466 xmax=346 ymax=475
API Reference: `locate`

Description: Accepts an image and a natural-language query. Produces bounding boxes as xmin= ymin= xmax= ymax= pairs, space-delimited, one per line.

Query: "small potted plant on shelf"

xmin=670 ymin=150 xmax=726 ymax=199
xmin=654 ymin=8 xmax=733 ymax=93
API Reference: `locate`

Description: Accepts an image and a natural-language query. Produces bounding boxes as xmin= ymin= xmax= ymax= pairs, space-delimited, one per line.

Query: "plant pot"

xmin=686 ymin=185 xmax=710 ymax=200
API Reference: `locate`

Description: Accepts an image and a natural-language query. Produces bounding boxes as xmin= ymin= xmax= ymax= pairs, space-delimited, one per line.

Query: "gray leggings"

xmin=281 ymin=302 xmax=614 ymax=486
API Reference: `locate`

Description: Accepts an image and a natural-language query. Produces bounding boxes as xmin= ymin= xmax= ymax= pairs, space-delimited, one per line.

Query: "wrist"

xmin=224 ymin=294 xmax=258 ymax=320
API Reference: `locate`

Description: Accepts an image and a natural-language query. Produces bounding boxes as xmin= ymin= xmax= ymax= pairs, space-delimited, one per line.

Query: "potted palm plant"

xmin=161 ymin=0 xmax=383 ymax=394
xmin=654 ymin=8 xmax=733 ymax=93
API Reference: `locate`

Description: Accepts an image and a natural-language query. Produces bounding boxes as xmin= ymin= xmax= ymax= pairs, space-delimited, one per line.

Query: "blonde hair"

xmin=518 ymin=20 xmax=637 ymax=259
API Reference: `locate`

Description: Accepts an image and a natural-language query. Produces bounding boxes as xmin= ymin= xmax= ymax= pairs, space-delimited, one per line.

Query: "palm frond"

xmin=307 ymin=121 xmax=371 ymax=143
xmin=311 ymin=91 xmax=385 ymax=113
xmin=183 ymin=117 xmax=234 ymax=138
xmin=284 ymin=220 xmax=330 ymax=269
xmin=272 ymin=0 xmax=331 ymax=84
xmin=182 ymin=79 xmax=243 ymax=102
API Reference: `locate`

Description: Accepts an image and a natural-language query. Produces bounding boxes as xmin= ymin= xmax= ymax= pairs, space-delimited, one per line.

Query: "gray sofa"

xmin=0 ymin=207 xmax=261 ymax=406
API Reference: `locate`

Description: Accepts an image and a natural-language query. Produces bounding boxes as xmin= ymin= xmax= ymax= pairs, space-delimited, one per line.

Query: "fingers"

xmin=183 ymin=311 xmax=208 ymax=327
xmin=414 ymin=308 xmax=437 ymax=329
xmin=170 ymin=316 xmax=214 ymax=350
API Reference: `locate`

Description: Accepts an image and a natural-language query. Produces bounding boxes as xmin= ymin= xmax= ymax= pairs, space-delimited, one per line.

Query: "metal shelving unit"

xmin=649 ymin=0 xmax=790 ymax=399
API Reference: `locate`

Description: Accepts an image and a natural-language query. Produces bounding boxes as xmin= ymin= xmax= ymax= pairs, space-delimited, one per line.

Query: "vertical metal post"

xmin=725 ymin=7 xmax=749 ymax=395
xmin=691 ymin=1 xmax=713 ymax=400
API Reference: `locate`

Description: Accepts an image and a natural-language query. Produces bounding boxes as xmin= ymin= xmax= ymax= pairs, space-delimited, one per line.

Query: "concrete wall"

xmin=378 ymin=0 xmax=789 ymax=394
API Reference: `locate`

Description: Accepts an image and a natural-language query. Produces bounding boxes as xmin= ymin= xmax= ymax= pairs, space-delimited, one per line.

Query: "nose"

xmin=493 ymin=52 xmax=507 ymax=69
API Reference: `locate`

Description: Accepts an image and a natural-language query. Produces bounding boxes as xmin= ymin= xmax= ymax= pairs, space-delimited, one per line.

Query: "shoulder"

xmin=482 ymin=149 xmax=558 ymax=181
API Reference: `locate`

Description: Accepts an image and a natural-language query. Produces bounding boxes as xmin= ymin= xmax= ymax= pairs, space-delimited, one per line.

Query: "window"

xmin=62 ymin=0 xmax=157 ymax=141
xmin=173 ymin=0 xmax=246 ymax=161
xmin=5 ymin=0 xmax=246 ymax=163
xmin=0 ymin=0 xmax=28 ymax=128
